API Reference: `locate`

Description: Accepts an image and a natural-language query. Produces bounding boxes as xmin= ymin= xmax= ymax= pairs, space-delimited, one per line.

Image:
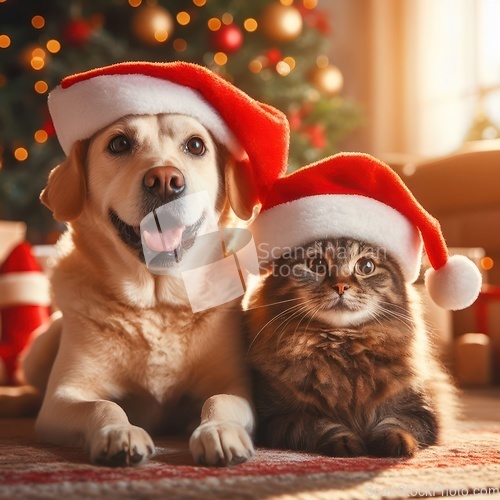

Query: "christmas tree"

xmin=0 ymin=0 xmax=362 ymax=241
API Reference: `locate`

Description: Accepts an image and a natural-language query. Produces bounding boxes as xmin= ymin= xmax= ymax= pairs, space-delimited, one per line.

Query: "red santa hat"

xmin=48 ymin=61 xmax=289 ymax=201
xmin=0 ymin=242 xmax=51 ymax=384
xmin=252 ymin=152 xmax=482 ymax=311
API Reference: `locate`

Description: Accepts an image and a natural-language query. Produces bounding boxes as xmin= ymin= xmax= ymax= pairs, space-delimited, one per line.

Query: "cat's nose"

xmin=333 ymin=283 xmax=350 ymax=296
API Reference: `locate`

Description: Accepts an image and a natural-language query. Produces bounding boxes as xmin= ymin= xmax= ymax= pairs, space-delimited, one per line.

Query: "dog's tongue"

xmin=143 ymin=226 xmax=185 ymax=253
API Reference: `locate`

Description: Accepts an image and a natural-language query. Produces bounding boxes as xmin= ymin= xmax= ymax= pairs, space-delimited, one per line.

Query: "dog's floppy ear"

xmin=40 ymin=140 xmax=88 ymax=222
xmin=225 ymin=157 xmax=260 ymax=221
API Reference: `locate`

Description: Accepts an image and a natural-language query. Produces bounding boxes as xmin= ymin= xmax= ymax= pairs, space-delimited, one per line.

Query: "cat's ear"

xmin=40 ymin=140 xmax=88 ymax=222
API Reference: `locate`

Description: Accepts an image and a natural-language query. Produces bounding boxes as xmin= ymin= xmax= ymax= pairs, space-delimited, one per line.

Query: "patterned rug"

xmin=0 ymin=421 xmax=499 ymax=499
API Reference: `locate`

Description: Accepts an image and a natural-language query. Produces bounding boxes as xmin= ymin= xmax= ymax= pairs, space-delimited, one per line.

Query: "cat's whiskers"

xmin=273 ymin=303 xmax=316 ymax=351
xmin=244 ymin=296 xmax=306 ymax=311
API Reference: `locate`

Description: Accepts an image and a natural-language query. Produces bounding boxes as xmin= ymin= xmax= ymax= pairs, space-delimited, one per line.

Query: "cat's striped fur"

xmin=244 ymin=238 xmax=456 ymax=457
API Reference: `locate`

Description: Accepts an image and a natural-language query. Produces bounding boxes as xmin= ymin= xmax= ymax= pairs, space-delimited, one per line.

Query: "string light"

xmin=283 ymin=56 xmax=296 ymax=70
xmin=276 ymin=61 xmax=291 ymax=76
xmin=32 ymin=47 xmax=46 ymax=58
xmin=34 ymin=130 xmax=48 ymax=143
xmin=173 ymin=38 xmax=187 ymax=52
xmin=279 ymin=0 xmax=293 ymax=5
xmin=34 ymin=80 xmax=48 ymax=94
xmin=0 ymin=34 xmax=11 ymax=48
xmin=243 ymin=19 xmax=258 ymax=32
xmin=14 ymin=147 xmax=28 ymax=161
xmin=214 ymin=52 xmax=228 ymax=65
xmin=193 ymin=0 xmax=206 ymax=5
xmin=316 ymin=55 xmax=329 ymax=68
xmin=481 ymin=257 xmax=494 ymax=271
xmin=176 ymin=11 xmax=191 ymax=25
xmin=221 ymin=13 xmax=233 ymax=25
xmin=31 ymin=57 xmax=45 ymax=70
xmin=303 ymin=0 xmax=318 ymax=8
xmin=46 ymin=39 xmax=61 ymax=53
xmin=128 ymin=0 xmax=142 ymax=6
xmin=31 ymin=15 xmax=45 ymax=29
xmin=154 ymin=29 xmax=169 ymax=42
xmin=208 ymin=18 xmax=222 ymax=31
xmin=248 ymin=59 xmax=263 ymax=73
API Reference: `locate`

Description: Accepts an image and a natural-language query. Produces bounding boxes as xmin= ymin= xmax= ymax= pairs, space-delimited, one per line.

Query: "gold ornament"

xmin=132 ymin=5 xmax=174 ymax=46
xmin=309 ymin=64 xmax=344 ymax=96
xmin=260 ymin=3 xmax=303 ymax=43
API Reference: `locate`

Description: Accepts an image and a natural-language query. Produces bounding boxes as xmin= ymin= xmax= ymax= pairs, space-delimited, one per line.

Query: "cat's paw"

xmin=190 ymin=421 xmax=254 ymax=467
xmin=367 ymin=425 xmax=419 ymax=458
xmin=89 ymin=424 xmax=155 ymax=466
xmin=317 ymin=428 xmax=366 ymax=457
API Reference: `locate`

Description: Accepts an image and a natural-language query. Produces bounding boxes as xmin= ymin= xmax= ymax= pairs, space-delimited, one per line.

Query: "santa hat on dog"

xmin=48 ymin=61 xmax=289 ymax=205
xmin=252 ymin=153 xmax=482 ymax=311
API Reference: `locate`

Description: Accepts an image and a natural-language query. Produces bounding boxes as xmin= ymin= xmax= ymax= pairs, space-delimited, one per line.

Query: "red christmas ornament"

xmin=63 ymin=19 xmax=93 ymax=47
xmin=211 ymin=24 xmax=244 ymax=54
xmin=42 ymin=119 xmax=56 ymax=137
xmin=266 ymin=48 xmax=283 ymax=65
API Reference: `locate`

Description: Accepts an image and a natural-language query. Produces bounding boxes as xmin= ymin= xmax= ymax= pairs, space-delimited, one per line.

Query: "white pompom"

xmin=425 ymin=254 xmax=482 ymax=311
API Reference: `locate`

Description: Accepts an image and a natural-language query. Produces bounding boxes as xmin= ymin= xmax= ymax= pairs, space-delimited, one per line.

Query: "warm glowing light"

xmin=243 ymin=18 xmax=258 ymax=32
xmin=34 ymin=80 xmax=48 ymax=93
xmin=276 ymin=61 xmax=291 ymax=76
xmin=214 ymin=52 xmax=228 ymax=65
xmin=31 ymin=15 xmax=45 ymax=29
xmin=279 ymin=0 xmax=293 ymax=5
xmin=46 ymin=39 xmax=61 ymax=53
xmin=31 ymin=57 xmax=45 ymax=70
xmin=14 ymin=147 xmax=28 ymax=161
xmin=154 ymin=29 xmax=169 ymax=42
xmin=193 ymin=0 xmax=206 ymax=5
xmin=0 ymin=35 xmax=11 ymax=48
xmin=173 ymin=38 xmax=187 ymax=52
xmin=283 ymin=56 xmax=296 ymax=70
xmin=32 ymin=47 xmax=46 ymax=59
xmin=176 ymin=11 xmax=191 ymax=25
xmin=0 ymin=74 xmax=6 ymax=87
xmin=316 ymin=55 xmax=329 ymax=68
xmin=208 ymin=18 xmax=222 ymax=31
xmin=222 ymin=13 xmax=233 ymax=25
xmin=128 ymin=0 xmax=142 ymax=6
xmin=34 ymin=130 xmax=48 ymax=143
xmin=481 ymin=257 xmax=494 ymax=271
xmin=303 ymin=0 xmax=318 ymax=8
xmin=248 ymin=59 xmax=263 ymax=73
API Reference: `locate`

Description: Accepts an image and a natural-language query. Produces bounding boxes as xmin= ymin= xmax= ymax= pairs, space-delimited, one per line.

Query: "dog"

xmin=15 ymin=113 xmax=258 ymax=467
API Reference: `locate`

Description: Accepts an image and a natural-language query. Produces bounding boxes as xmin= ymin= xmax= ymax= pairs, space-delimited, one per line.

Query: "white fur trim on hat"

xmin=253 ymin=194 xmax=423 ymax=282
xmin=48 ymin=74 xmax=245 ymax=159
xmin=425 ymin=254 xmax=482 ymax=311
xmin=0 ymin=272 xmax=51 ymax=308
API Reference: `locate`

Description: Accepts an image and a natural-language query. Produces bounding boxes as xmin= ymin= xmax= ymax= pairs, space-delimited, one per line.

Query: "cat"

xmin=243 ymin=237 xmax=456 ymax=458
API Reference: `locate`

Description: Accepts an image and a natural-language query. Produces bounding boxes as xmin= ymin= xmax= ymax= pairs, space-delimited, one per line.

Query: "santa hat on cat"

xmin=48 ymin=61 xmax=289 ymax=205
xmin=252 ymin=152 xmax=482 ymax=311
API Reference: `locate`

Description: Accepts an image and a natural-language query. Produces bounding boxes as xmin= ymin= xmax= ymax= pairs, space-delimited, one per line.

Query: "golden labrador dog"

xmin=2 ymin=62 xmax=289 ymax=467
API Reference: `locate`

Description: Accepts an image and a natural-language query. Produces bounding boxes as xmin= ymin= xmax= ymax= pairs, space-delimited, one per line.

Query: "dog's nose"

xmin=143 ymin=166 xmax=185 ymax=201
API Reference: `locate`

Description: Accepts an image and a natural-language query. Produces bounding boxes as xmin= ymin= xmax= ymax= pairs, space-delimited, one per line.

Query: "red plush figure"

xmin=0 ymin=242 xmax=51 ymax=385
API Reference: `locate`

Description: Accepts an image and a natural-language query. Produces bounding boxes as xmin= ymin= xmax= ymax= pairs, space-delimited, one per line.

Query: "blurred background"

xmin=1 ymin=0 xmax=500 ymax=387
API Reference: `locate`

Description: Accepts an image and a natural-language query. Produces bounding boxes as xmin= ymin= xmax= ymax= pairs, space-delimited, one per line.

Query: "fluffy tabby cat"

xmin=243 ymin=237 xmax=456 ymax=458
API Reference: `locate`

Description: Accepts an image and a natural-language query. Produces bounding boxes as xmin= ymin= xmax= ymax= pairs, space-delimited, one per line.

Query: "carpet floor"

xmin=0 ymin=420 xmax=499 ymax=499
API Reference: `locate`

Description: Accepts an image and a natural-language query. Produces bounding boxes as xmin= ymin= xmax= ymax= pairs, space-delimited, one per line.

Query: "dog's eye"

xmin=355 ymin=257 xmax=375 ymax=276
xmin=108 ymin=135 xmax=131 ymax=154
xmin=186 ymin=137 xmax=206 ymax=156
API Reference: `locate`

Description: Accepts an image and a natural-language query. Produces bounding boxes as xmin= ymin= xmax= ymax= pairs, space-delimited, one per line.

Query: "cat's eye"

xmin=108 ymin=135 xmax=131 ymax=154
xmin=355 ymin=257 xmax=375 ymax=276
xmin=308 ymin=257 xmax=328 ymax=275
xmin=186 ymin=137 xmax=206 ymax=156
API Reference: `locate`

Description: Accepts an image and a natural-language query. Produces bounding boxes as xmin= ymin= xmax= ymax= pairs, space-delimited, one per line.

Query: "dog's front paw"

xmin=189 ymin=421 xmax=254 ymax=467
xmin=89 ymin=424 xmax=155 ymax=466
